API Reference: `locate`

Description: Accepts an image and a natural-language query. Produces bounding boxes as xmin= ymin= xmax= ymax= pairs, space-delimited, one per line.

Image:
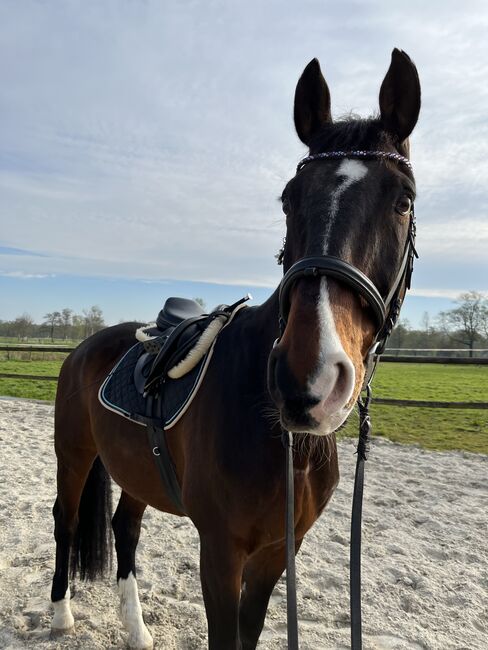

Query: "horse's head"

xmin=268 ymin=49 xmax=420 ymax=436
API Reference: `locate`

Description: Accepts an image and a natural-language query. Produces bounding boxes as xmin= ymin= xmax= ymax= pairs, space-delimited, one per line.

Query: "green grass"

xmin=0 ymin=359 xmax=64 ymax=376
xmin=0 ymin=359 xmax=63 ymax=401
xmin=340 ymin=404 xmax=487 ymax=455
xmin=0 ymin=378 xmax=58 ymax=401
xmin=0 ymin=359 xmax=486 ymax=453
xmin=338 ymin=363 xmax=488 ymax=454
xmin=373 ymin=362 xmax=488 ymax=402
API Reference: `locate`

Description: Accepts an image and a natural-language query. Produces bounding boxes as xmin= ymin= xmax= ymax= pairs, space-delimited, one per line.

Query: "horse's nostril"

xmin=334 ymin=362 xmax=349 ymax=397
xmin=320 ymin=358 xmax=355 ymax=411
xmin=283 ymin=394 xmax=321 ymax=418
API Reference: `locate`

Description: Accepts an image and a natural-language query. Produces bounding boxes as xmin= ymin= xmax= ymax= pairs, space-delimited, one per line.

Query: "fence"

xmin=385 ymin=347 xmax=488 ymax=359
xmin=1 ymin=345 xmax=487 ymax=409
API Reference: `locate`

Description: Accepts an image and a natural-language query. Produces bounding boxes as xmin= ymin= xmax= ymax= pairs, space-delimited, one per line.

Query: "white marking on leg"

xmin=52 ymin=586 xmax=75 ymax=630
xmin=118 ymin=572 xmax=153 ymax=649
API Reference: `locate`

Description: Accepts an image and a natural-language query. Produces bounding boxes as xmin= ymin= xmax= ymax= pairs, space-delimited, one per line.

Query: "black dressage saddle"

xmin=135 ymin=297 xmax=212 ymax=394
xmin=134 ymin=298 xmax=205 ymax=395
xmin=100 ymin=295 xmax=250 ymax=427
xmin=99 ymin=295 xmax=250 ymax=512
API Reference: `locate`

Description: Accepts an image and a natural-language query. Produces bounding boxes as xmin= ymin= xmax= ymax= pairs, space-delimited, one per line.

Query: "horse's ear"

xmin=294 ymin=59 xmax=332 ymax=146
xmin=379 ymin=48 xmax=421 ymax=143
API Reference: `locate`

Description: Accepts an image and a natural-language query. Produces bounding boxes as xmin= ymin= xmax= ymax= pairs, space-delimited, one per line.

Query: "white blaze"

xmin=308 ymin=277 xmax=355 ymax=406
xmin=308 ymin=159 xmax=368 ymax=432
xmin=323 ymin=159 xmax=368 ymax=254
xmin=118 ymin=572 xmax=153 ymax=649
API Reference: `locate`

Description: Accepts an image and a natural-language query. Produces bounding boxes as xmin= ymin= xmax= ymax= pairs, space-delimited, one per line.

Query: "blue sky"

xmin=1 ymin=1 xmax=487 ymax=327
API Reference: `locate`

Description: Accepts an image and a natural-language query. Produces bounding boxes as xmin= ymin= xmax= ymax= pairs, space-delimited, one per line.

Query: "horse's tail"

xmin=70 ymin=456 xmax=113 ymax=581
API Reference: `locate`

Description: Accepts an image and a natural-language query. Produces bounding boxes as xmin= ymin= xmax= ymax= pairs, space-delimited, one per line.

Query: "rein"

xmin=277 ymin=150 xmax=417 ymax=649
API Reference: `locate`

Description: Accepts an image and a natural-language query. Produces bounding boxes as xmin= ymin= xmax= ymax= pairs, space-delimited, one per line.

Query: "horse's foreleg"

xmin=239 ymin=540 xmax=303 ymax=650
xmin=112 ymin=491 xmax=152 ymax=650
xmin=200 ymin=533 xmax=245 ymax=649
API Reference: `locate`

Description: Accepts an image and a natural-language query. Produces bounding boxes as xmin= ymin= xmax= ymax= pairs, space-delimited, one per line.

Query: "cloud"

xmin=0 ymin=270 xmax=55 ymax=279
xmin=0 ymin=0 xmax=486 ymax=298
xmin=409 ymin=288 xmax=486 ymax=300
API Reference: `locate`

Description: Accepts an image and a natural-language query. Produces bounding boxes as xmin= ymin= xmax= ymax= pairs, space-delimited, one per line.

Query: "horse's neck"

xmin=237 ymin=288 xmax=280 ymax=381
xmin=223 ymin=289 xmax=318 ymax=470
xmin=250 ymin=288 xmax=281 ymax=341
xmin=220 ymin=288 xmax=280 ymax=421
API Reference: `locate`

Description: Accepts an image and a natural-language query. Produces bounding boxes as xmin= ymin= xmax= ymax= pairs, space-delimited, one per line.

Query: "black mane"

xmin=309 ymin=116 xmax=398 ymax=155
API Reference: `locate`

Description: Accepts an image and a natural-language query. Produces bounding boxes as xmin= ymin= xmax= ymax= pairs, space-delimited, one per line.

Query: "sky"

xmin=1 ymin=0 xmax=487 ymax=327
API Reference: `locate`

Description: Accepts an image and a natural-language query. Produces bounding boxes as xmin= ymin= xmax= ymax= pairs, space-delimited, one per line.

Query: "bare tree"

xmin=420 ymin=311 xmax=430 ymax=333
xmin=43 ymin=311 xmax=62 ymax=342
xmin=82 ymin=306 xmax=105 ymax=338
xmin=60 ymin=308 xmax=73 ymax=340
xmin=440 ymin=291 xmax=488 ymax=357
xmin=72 ymin=313 xmax=85 ymax=340
xmin=388 ymin=318 xmax=411 ymax=352
xmin=14 ymin=313 xmax=34 ymax=340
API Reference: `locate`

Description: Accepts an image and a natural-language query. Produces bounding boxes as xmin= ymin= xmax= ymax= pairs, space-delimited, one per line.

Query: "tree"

xmin=439 ymin=291 xmax=488 ymax=357
xmin=60 ymin=308 xmax=73 ymax=340
xmin=14 ymin=313 xmax=34 ymax=340
xmin=387 ymin=318 xmax=411 ymax=352
xmin=420 ymin=311 xmax=430 ymax=333
xmin=43 ymin=311 xmax=62 ymax=342
xmin=82 ymin=306 xmax=105 ymax=338
xmin=71 ymin=313 xmax=85 ymax=340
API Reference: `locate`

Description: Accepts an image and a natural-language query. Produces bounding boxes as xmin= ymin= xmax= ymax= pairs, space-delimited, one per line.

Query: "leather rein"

xmin=276 ymin=150 xmax=418 ymax=650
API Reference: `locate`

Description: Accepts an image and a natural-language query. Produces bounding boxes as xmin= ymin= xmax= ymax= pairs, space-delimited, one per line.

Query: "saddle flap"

xmin=134 ymin=352 xmax=154 ymax=394
xmin=145 ymin=315 xmax=209 ymax=391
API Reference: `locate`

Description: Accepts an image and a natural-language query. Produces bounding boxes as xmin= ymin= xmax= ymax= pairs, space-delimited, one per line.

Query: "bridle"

xmin=276 ymin=150 xmax=418 ymax=650
xmin=278 ymin=149 xmax=417 ymax=386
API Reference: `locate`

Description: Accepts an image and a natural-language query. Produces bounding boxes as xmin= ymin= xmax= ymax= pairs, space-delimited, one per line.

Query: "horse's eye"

xmin=395 ymin=195 xmax=412 ymax=216
xmin=282 ymin=198 xmax=291 ymax=215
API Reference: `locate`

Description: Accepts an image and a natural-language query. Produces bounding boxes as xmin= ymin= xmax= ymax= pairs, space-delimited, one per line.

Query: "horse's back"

xmin=55 ymin=323 xmax=140 ymax=434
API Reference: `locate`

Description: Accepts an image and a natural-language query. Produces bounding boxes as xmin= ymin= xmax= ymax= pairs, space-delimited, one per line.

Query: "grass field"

xmin=0 ymin=358 xmax=486 ymax=454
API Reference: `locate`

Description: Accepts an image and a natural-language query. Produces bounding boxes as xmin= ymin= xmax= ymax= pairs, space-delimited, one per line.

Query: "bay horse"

xmin=51 ymin=49 xmax=420 ymax=649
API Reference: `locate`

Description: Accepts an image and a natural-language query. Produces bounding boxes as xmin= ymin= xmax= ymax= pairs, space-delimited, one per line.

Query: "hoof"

xmin=127 ymin=627 xmax=153 ymax=649
xmin=50 ymin=624 xmax=75 ymax=637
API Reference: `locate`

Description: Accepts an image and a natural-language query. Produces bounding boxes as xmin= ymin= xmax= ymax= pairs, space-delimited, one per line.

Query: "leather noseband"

xmin=279 ymin=256 xmax=386 ymax=332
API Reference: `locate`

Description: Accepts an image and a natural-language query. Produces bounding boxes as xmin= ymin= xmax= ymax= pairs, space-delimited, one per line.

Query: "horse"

xmin=50 ymin=48 xmax=420 ymax=649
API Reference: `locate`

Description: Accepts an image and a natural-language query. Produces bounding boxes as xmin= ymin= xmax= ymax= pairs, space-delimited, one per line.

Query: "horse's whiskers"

xmin=260 ymin=404 xmax=281 ymax=427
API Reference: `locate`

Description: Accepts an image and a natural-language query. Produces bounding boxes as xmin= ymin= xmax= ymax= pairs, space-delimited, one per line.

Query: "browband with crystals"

xmin=296 ymin=150 xmax=412 ymax=173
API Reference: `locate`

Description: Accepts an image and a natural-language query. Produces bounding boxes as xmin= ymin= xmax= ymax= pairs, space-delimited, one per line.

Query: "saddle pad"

xmin=98 ymin=341 xmax=210 ymax=430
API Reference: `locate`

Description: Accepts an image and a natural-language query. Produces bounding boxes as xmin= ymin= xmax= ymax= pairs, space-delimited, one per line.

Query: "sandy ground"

xmin=0 ymin=398 xmax=486 ymax=650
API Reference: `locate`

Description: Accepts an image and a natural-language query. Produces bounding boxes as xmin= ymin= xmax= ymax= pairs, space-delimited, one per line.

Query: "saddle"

xmin=99 ymin=294 xmax=250 ymax=513
xmin=135 ymin=297 xmax=231 ymax=394
xmin=99 ymin=294 xmax=250 ymax=430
